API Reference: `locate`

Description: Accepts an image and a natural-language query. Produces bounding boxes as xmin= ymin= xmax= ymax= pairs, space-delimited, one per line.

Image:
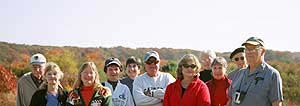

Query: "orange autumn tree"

xmin=0 ymin=65 xmax=17 ymax=93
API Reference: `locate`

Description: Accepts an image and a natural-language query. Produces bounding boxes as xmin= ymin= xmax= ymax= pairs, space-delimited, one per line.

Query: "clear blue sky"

xmin=1 ymin=0 xmax=299 ymax=52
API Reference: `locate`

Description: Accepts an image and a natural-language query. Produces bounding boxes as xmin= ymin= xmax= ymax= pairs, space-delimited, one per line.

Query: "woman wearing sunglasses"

xmin=228 ymin=47 xmax=247 ymax=81
xmin=206 ymin=57 xmax=231 ymax=106
xmin=163 ymin=54 xmax=211 ymax=106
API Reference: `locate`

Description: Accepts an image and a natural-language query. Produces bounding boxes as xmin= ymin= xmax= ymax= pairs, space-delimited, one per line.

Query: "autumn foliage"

xmin=0 ymin=65 xmax=17 ymax=93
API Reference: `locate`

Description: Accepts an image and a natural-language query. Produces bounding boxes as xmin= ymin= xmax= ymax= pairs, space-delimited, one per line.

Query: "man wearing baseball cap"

xmin=133 ymin=51 xmax=175 ymax=106
xmin=102 ymin=57 xmax=134 ymax=106
xmin=17 ymin=53 xmax=47 ymax=106
xmin=227 ymin=37 xmax=283 ymax=106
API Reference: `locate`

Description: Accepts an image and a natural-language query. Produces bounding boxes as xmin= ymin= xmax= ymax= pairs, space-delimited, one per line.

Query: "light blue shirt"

xmin=228 ymin=62 xmax=283 ymax=106
xmin=47 ymin=93 xmax=59 ymax=106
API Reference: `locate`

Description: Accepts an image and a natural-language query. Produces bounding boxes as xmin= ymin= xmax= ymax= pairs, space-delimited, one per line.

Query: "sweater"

xmin=133 ymin=72 xmax=175 ymax=106
xmin=17 ymin=72 xmax=39 ymax=106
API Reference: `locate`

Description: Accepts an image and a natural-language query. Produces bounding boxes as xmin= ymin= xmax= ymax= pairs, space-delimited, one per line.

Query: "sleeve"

xmin=269 ymin=71 xmax=284 ymax=102
xmin=163 ymin=85 xmax=171 ymax=106
xmin=102 ymin=95 xmax=113 ymax=106
xmin=125 ymin=87 xmax=135 ymax=106
xmin=16 ymin=80 xmax=24 ymax=106
xmin=153 ymin=73 xmax=175 ymax=100
xmin=152 ymin=89 xmax=165 ymax=99
xmin=133 ymin=78 xmax=162 ymax=105
xmin=197 ymin=84 xmax=211 ymax=106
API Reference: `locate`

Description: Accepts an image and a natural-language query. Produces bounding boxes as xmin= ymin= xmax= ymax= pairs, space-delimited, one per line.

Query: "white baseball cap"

xmin=30 ymin=53 xmax=46 ymax=65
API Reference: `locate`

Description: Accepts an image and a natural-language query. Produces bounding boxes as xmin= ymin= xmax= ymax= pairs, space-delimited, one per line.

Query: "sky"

xmin=1 ymin=0 xmax=300 ymax=52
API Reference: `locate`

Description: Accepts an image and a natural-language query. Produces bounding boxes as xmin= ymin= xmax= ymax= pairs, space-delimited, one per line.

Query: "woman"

xmin=163 ymin=54 xmax=211 ymax=106
xmin=30 ymin=62 xmax=67 ymax=106
xmin=206 ymin=57 xmax=231 ymax=106
xmin=66 ymin=62 xmax=112 ymax=106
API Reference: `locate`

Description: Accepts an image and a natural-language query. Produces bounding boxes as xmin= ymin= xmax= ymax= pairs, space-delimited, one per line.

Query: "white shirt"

xmin=133 ymin=72 xmax=175 ymax=106
xmin=104 ymin=81 xmax=134 ymax=106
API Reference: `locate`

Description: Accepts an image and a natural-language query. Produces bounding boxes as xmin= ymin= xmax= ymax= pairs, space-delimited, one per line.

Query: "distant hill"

xmin=1 ymin=41 xmax=300 ymax=66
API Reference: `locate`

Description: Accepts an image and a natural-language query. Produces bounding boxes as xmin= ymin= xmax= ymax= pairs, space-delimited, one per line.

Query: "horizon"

xmin=1 ymin=0 xmax=300 ymax=52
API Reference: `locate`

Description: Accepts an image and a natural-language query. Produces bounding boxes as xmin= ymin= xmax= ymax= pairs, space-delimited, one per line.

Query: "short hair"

xmin=126 ymin=56 xmax=142 ymax=68
xmin=177 ymin=54 xmax=201 ymax=80
xmin=211 ymin=57 xmax=228 ymax=68
xmin=203 ymin=50 xmax=217 ymax=59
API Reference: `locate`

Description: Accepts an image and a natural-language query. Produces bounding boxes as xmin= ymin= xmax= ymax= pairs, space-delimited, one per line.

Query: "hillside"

xmin=0 ymin=41 xmax=299 ymax=105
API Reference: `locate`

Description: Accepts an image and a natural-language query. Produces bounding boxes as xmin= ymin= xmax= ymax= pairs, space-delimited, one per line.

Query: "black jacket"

xmin=30 ymin=87 xmax=68 ymax=106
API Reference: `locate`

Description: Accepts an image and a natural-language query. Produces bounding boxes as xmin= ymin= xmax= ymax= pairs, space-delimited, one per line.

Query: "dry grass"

xmin=0 ymin=92 xmax=16 ymax=106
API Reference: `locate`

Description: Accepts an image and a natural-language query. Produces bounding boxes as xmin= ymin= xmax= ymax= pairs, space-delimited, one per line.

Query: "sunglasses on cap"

xmin=145 ymin=60 xmax=159 ymax=65
xmin=182 ymin=64 xmax=197 ymax=69
xmin=234 ymin=56 xmax=244 ymax=61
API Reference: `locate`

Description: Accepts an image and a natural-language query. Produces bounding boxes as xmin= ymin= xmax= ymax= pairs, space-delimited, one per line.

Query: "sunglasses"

xmin=145 ymin=60 xmax=159 ymax=65
xmin=234 ymin=56 xmax=244 ymax=61
xmin=182 ymin=64 xmax=197 ymax=69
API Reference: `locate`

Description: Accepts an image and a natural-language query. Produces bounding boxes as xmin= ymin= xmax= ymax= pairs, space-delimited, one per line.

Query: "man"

xmin=102 ymin=57 xmax=134 ymax=106
xmin=199 ymin=50 xmax=216 ymax=82
xmin=121 ymin=56 xmax=142 ymax=94
xmin=228 ymin=46 xmax=247 ymax=81
xmin=133 ymin=51 xmax=175 ymax=106
xmin=227 ymin=37 xmax=283 ymax=106
xmin=17 ymin=53 xmax=47 ymax=106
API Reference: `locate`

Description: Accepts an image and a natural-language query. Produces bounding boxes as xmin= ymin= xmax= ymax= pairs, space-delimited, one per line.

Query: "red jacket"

xmin=206 ymin=77 xmax=231 ymax=106
xmin=163 ymin=77 xmax=211 ymax=106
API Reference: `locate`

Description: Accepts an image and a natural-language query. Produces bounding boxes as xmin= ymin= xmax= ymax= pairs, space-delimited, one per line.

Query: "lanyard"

xmin=237 ymin=70 xmax=258 ymax=93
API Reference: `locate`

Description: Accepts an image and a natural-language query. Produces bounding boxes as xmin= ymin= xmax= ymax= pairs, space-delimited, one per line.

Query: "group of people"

xmin=16 ymin=36 xmax=283 ymax=106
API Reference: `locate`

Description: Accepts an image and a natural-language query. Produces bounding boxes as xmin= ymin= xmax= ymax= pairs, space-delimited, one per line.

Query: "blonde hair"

xmin=177 ymin=54 xmax=201 ymax=80
xmin=72 ymin=62 xmax=103 ymax=89
xmin=39 ymin=62 xmax=64 ymax=89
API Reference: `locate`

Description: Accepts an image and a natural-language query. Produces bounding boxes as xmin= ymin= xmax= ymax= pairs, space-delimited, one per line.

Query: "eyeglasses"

xmin=234 ymin=56 xmax=244 ymax=61
xmin=145 ymin=60 xmax=159 ymax=65
xmin=245 ymin=47 xmax=261 ymax=53
xmin=182 ymin=64 xmax=197 ymax=69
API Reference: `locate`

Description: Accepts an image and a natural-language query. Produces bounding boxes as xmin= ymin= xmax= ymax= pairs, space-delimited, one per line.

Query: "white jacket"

xmin=133 ymin=72 xmax=175 ymax=106
xmin=103 ymin=81 xmax=134 ymax=106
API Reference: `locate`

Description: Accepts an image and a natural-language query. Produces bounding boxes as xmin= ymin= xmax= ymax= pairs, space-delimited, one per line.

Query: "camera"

xmin=234 ymin=90 xmax=246 ymax=104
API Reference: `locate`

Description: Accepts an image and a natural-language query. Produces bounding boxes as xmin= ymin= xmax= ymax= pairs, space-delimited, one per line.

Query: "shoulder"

xmin=18 ymin=72 xmax=31 ymax=83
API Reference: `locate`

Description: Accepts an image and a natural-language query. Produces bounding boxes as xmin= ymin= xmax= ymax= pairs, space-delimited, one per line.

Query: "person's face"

xmin=46 ymin=70 xmax=60 ymax=86
xmin=212 ymin=64 xmax=226 ymax=80
xmin=201 ymin=54 xmax=213 ymax=70
xmin=126 ymin=63 xmax=140 ymax=79
xmin=106 ymin=64 xmax=121 ymax=81
xmin=245 ymin=44 xmax=264 ymax=65
xmin=182 ymin=61 xmax=197 ymax=79
xmin=145 ymin=57 xmax=160 ymax=77
xmin=31 ymin=64 xmax=46 ymax=79
xmin=232 ymin=52 xmax=247 ymax=69
xmin=81 ymin=66 xmax=96 ymax=86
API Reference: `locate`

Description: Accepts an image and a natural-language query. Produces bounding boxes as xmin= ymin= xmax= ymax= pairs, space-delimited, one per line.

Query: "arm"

xmin=102 ymin=95 xmax=113 ymax=106
xmin=133 ymin=78 xmax=161 ymax=105
xmin=16 ymin=80 xmax=24 ymax=106
xmin=125 ymin=87 xmax=135 ymax=106
xmin=162 ymin=85 xmax=171 ymax=106
xmin=272 ymin=100 xmax=282 ymax=106
xmin=269 ymin=71 xmax=283 ymax=106
xmin=197 ymin=84 xmax=211 ymax=106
